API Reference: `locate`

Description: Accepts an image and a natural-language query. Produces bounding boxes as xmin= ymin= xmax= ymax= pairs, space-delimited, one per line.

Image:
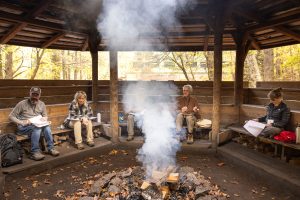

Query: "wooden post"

xmin=234 ymin=32 xmax=246 ymax=107
xmin=88 ymin=29 xmax=100 ymax=112
xmin=211 ymin=2 xmax=224 ymax=148
xmin=109 ymin=51 xmax=119 ymax=143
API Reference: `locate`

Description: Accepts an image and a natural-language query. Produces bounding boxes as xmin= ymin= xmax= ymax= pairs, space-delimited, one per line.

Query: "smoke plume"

xmin=97 ymin=0 xmax=192 ymax=50
xmin=122 ymin=81 xmax=180 ymax=179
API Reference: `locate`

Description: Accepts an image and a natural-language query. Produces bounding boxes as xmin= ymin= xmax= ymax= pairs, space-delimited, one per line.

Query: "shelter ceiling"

xmin=0 ymin=0 xmax=299 ymax=51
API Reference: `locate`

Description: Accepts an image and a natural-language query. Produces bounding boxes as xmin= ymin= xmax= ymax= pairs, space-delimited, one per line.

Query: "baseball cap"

xmin=30 ymin=87 xmax=41 ymax=95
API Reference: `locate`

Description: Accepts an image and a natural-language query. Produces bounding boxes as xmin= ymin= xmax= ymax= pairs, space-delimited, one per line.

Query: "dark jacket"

xmin=258 ymin=102 xmax=290 ymax=128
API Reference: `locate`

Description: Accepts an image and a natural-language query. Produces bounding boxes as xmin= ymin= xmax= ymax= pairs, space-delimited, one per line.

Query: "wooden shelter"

xmin=0 ymin=0 xmax=300 ymax=146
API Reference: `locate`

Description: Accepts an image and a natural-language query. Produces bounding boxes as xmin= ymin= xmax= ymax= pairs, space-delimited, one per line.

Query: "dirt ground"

xmin=4 ymin=143 xmax=296 ymax=200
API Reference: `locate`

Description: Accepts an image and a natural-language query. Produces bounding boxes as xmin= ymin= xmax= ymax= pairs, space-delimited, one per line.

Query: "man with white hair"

xmin=176 ymin=84 xmax=200 ymax=144
xmin=9 ymin=87 xmax=60 ymax=161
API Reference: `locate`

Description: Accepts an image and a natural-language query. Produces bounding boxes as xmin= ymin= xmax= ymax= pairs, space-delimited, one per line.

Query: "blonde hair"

xmin=74 ymin=91 xmax=88 ymax=106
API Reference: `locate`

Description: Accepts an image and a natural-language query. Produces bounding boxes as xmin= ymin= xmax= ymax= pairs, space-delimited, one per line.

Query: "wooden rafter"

xmin=203 ymin=26 xmax=209 ymax=51
xmin=0 ymin=23 xmax=27 ymax=44
xmin=81 ymin=38 xmax=89 ymax=51
xmin=0 ymin=0 xmax=51 ymax=44
xmin=234 ymin=8 xmax=300 ymax=43
xmin=42 ymin=32 xmax=65 ymax=48
xmin=248 ymin=34 xmax=261 ymax=50
xmin=273 ymin=26 xmax=300 ymax=42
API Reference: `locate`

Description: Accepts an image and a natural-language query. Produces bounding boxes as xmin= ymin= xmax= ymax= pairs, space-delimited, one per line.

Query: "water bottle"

xmin=97 ymin=113 xmax=101 ymax=123
xmin=296 ymin=123 xmax=300 ymax=144
xmin=118 ymin=113 xmax=124 ymax=123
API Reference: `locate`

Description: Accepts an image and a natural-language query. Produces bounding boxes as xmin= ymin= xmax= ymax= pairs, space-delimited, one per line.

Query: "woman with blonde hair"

xmin=64 ymin=91 xmax=94 ymax=149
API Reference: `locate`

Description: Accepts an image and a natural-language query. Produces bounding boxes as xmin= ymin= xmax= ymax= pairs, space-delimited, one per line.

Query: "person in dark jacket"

xmin=64 ymin=91 xmax=94 ymax=150
xmin=254 ymin=88 xmax=291 ymax=138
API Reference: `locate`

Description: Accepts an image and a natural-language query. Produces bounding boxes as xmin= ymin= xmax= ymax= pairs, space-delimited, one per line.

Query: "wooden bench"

xmin=228 ymin=104 xmax=300 ymax=161
xmin=0 ymin=103 xmax=102 ymax=143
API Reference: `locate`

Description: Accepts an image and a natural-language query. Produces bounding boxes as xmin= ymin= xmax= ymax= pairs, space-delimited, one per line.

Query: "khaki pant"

xmin=127 ymin=114 xmax=135 ymax=137
xmin=69 ymin=120 xmax=93 ymax=144
xmin=176 ymin=113 xmax=195 ymax=133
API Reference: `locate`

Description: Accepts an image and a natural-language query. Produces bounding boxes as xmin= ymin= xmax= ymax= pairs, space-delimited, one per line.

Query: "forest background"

xmin=0 ymin=44 xmax=299 ymax=87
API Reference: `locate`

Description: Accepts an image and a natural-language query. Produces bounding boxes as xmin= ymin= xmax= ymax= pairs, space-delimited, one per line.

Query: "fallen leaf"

xmin=32 ymin=181 xmax=39 ymax=188
xmin=109 ymin=149 xmax=118 ymax=155
xmin=252 ymin=189 xmax=259 ymax=194
xmin=217 ymin=162 xmax=225 ymax=167
xmin=55 ymin=190 xmax=65 ymax=198
xmin=44 ymin=179 xmax=51 ymax=184
xmin=234 ymin=193 xmax=240 ymax=197
xmin=229 ymin=180 xmax=239 ymax=184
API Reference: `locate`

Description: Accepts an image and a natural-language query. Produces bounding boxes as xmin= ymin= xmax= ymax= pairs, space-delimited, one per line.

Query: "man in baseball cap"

xmin=9 ymin=87 xmax=60 ymax=161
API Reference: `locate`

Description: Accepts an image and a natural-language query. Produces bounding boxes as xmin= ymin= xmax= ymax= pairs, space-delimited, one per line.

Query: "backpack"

xmin=0 ymin=133 xmax=23 ymax=167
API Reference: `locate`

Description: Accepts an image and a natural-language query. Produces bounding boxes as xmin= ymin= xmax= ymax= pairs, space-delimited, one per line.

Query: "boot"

xmin=187 ymin=133 xmax=194 ymax=144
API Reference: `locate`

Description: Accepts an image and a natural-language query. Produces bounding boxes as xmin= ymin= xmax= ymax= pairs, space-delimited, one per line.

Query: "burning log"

xmin=85 ymin=166 xmax=229 ymax=200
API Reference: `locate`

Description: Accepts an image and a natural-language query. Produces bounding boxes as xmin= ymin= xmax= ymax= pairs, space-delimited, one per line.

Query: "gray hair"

xmin=183 ymin=84 xmax=193 ymax=93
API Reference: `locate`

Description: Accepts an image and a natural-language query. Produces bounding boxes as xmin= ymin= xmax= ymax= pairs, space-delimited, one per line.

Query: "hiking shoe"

xmin=87 ymin=141 xmax=95 ymax=147
xmin=187 ymin=134 xmax=194 ymax=144
xmin=30 ymin=151 xmax=45 ymax=161
xmin=126 ymin=136 xmax=134 ymax=141
xmin=77 ymin=143 xmax=85 ymax=150
xmin=48 ymin=148 xmax=60 ymax=156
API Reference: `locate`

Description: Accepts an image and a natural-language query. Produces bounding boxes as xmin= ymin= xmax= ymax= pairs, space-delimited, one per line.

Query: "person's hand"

xmin=181 ymin=106 xmax=188 ymax=113
xmin=82 ymin=117 xmax=89 ymax=125
xmin=253 ymin=119 xmax=258 ymax=122
xmin=193 ymin=106 xmax=199 ymax=112
xmin=21 ymin=119 xmax=31 ymax=126
xmin=265 ymin=123 xmax=272 ymax=127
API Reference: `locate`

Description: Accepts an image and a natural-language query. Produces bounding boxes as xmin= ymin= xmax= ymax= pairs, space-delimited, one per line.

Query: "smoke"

xmin=122 ymin=81 xmax=180 ymax=178
xmin=97 ymin=0 xmax=192 ymax=50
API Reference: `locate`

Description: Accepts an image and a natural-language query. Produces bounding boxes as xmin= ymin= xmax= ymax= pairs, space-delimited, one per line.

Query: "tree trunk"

xmin=204 ymin=51 xmax=214 ymax=80
xmin=274 ymin=51 xmax=281 ymax=79
xmin=30 ymin=48 xmax=45 ymax=79
xmin=5 ymin=51 xmax=13 ymax=79
xmin=263 ymin=49 xmax=274 ymax=81
xmin=62 ymin=51 xmax=67 ymax=80
xmin=246 ymin=53 xmax=262 ymax=88
xmin=74 ymin=51 xmax=79 ymax=80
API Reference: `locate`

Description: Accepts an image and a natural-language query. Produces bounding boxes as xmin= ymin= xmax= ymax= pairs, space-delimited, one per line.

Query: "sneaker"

xmin=126 ymin=136 xmax=134 ymax=141
xmin=77 ymin=143 xmax=85 ymax=150
xmin=187 ymin=134 xmax=194 ymax=144
xmin=48 ymin=149 xmax=60 ymax=157
xmin=30 ymin=151 xmax=45 ymax=161
xmin=87 ymin=141 xmax=95 ymax=147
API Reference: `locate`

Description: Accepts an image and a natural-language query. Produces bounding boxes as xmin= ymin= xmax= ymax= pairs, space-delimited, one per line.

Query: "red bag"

xmin=274 ymin=131 xmax=296 ymax=143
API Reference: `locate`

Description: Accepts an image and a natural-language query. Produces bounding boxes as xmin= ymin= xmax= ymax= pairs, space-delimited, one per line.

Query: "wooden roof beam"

xmin=81 ymin=38 xmax=89 ymax=51
xmin=28 ymin=0 xmax=52 ymax=18
xmin=0 ymin=23 xmax=27 ymax=44
xmin=0 ymin=11 xmax=88 ymax=35
xmin=234 ymin=8 xmax=300 ymax=42
xmin=273 ymin=26 xmax=300 ymax=42
xmin=41 ymin=32 xmax=65 ymax=48
xmin=0 ymin=1 xmax=52 ymax=44
xmin=203 ymin=26 xmax=209 ymax=51
xmin=248 ymin=34 xmax=261 ymax=50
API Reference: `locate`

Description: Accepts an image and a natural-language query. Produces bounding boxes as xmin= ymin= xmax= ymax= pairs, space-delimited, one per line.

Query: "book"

xmin=243 ymin=120 xmax=266 ymax=137
xmin=29 ymin=115 xmax=49 ymax=128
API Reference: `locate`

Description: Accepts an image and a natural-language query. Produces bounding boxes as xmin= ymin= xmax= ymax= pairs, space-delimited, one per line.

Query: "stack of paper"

xmin=243 ymin=120 xmax=266 ymax=137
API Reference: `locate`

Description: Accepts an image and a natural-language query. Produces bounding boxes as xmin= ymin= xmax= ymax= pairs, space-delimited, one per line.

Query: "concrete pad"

xmin=1 ymin=137 xmax=112 ymax=175
xmin=218 ymin=142 xmax=300 ymax=196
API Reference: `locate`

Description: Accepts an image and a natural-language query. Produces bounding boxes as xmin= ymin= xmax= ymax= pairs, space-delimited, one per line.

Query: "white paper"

xmin=243 ymin=120 xmax=266 ymax=137
xmin=29 ymin=115 xmax=49 ymax=128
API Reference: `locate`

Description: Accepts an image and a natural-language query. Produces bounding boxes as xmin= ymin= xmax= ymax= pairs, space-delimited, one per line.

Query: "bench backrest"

xmin=0 ymin=103 xmax=70 ymax=134
xmin=239 ymin=104 xmax=300 ymax=131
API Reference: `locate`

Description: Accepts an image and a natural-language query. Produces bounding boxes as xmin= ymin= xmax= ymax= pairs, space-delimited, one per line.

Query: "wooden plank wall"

xmin=250 ymin=81 xmax=300 ymax=111
xmin=0 ymin=80 xmax=241 ymax=125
